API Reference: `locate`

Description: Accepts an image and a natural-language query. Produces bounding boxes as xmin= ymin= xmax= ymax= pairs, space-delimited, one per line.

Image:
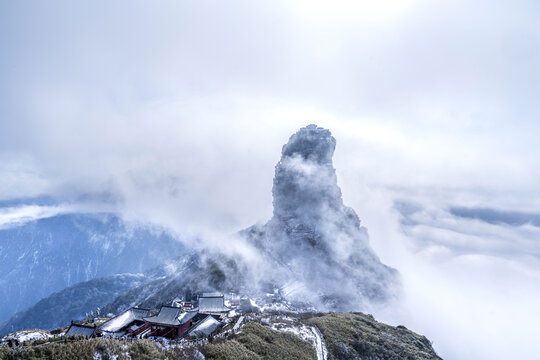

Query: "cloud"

xmin=0 ymin=205 xmax=70 ymax=230
xmin=359 ymin=189 xmax=540 ymax=360
xmin=450 ymin=206 xmax=540 ymax=227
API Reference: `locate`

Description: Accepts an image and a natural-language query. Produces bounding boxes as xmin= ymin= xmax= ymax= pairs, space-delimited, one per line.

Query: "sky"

xmin=1 ymin=1 xmax=540 ymax=358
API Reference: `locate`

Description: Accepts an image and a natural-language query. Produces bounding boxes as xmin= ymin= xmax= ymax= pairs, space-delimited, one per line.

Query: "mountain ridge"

xmin=0 ymin=212 xmax=185 ymax=323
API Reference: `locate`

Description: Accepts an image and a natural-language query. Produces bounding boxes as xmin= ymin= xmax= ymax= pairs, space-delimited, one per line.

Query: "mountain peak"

xmin=251 ymin=125 xmax=400 ymax=310
xmin=280 ymin=124 xmax=336 ymax=164
xmin=273 ymin=125 xmax=342 ymax=222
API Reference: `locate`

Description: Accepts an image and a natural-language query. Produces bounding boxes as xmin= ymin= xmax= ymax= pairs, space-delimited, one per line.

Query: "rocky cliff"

xmin=243 ymin=124 xmax=399 ymax=310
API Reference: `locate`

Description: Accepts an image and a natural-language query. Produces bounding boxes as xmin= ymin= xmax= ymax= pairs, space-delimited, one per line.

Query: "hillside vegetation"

xmin=203 ymin=322 xmax=316 ymax=360
xmin=0 ymin=338 xmax=202 ymax=360
xmin=305 ymin=313 xmax=442 ymax=360
xmin=1 ymin=312 xmax=442 ymax=360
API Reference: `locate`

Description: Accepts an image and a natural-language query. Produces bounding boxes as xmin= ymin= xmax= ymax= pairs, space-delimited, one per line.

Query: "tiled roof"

xmin=99 ymin=308 xmax=150 ymax=333
xmin=199 ymin=295 xmax=231 ymax=313
xmin=144 ymin=306 xmax=197 ymax=327
xmin=66 ymin=324 xmax=95 ymax=337
xmin=187 ymin=315 xmax=221 ymax=337
xmin=131 ymin=307 xmax=151 ymax=321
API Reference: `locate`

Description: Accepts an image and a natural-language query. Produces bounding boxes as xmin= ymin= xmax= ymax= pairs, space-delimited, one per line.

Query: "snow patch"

xmin=100 ymin=310 xmax=133 ymax=332
xmin=2 ymin=330 xmax=51 ymax=344
xmin=266 ymin=316 xmax=328 ymax=360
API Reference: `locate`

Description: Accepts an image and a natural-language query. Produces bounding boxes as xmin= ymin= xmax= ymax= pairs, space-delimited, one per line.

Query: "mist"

xmin=2 ymin=1 xmax=540 ymax=359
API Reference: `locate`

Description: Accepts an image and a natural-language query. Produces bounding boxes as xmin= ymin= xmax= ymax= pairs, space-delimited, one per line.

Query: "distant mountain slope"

xmin=0 ymin=212 xmax=185 ymax=322
xmin=0 ymin=257 xmax=186 ymax=336
xmin=100 ymin=251 xmax=246 ymax=315
xmin=0 ymin=274 xmax=148 ymax=335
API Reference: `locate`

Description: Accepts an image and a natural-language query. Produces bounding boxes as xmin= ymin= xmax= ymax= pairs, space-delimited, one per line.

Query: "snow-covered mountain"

xmin=0 ymin=273 xmax=148 ymax=335
xmin=242 ymin=124 xmax=399 ymax=310
xmin=99 ymin=250 xmax=246 ymax=316
xmin=0 ymin=211 xmax=185 ymax=323
xmin=101 ymin=124 xmax=400 ymax=314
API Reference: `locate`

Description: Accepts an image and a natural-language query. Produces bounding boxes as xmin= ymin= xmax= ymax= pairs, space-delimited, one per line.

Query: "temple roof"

xmin=99 ymin=307 xmax=150 ymax=333
xmin=187 ymin=315 xmax=220 ymax=338
xmin=199 ymin=295 xmax=231 ymax=314
xmin=66 ymin=324 xmax=95 ymax=337
xmin=144 ymin=306 xmax=197 ymax=327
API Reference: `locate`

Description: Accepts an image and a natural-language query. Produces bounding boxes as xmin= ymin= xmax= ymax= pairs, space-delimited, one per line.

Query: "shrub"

xmin=203 ymin=322 xmax=316 ymax=360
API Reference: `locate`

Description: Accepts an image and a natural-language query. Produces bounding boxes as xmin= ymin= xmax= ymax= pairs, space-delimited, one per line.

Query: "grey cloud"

xmin=393 ymin=199 xmax=540 ymax=259
xmin=450 ymin=206 xmax=540 ymax=227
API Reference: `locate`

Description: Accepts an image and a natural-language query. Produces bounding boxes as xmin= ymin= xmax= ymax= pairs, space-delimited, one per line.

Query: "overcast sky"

xmin=1 ymin=1 xmax=540 ymax=359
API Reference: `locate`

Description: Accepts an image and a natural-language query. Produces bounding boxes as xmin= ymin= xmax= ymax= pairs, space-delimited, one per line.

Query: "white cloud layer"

xmin=1 ymin=1 xmax=540 ymax=359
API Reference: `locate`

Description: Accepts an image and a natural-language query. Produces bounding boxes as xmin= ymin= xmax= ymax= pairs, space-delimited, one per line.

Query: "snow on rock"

xmin=193 ymin=350 xmax=205 ymax=360
xmin=265 ymin=316 xmax=327 ymax=360
xmin=310 ymin=325 xmax=328 ymax=360
xmin=1 ymin=329 xmax=51 ymax=344
xmin=232 ymin=316 xmax=245 ymax=333
xmin=242 ymin=124 xmax=400 ymax=311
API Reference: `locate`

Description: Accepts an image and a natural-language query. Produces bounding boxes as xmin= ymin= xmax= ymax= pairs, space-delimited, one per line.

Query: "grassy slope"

xmin=203 ymin=322 xmax=317 ymax=360
xmin=305 ymin=313 xmax=442 ymax=360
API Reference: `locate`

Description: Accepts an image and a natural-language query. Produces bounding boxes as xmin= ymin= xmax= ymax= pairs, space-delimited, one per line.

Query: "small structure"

xmin=183 ymin=301 xmax=193 ymax=309
xmin=98 ymin=307 xmax=150 ymax=338
xmin=240 ymin=297 xmax=260 ymax=313
xmin=198 ymin=293 xmax=231 ymax=315
xmin=66 ymin=323 xmax=96 ymax=338
xmin=186 ymin=315 xmax=221 ymax=339
xmin=171 ymin=297 xmax=183 ymax=308
xmin=143 ymin=306 xmax=198 ymax=339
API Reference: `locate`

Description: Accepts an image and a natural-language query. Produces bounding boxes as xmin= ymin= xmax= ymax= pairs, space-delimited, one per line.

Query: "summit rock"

xmin=244 ymin=124 xmax=399 ymax=310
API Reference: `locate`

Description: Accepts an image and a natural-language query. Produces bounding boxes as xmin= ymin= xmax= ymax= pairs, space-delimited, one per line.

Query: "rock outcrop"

xmin=243 ymin=124 xmax=399 ymax=310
